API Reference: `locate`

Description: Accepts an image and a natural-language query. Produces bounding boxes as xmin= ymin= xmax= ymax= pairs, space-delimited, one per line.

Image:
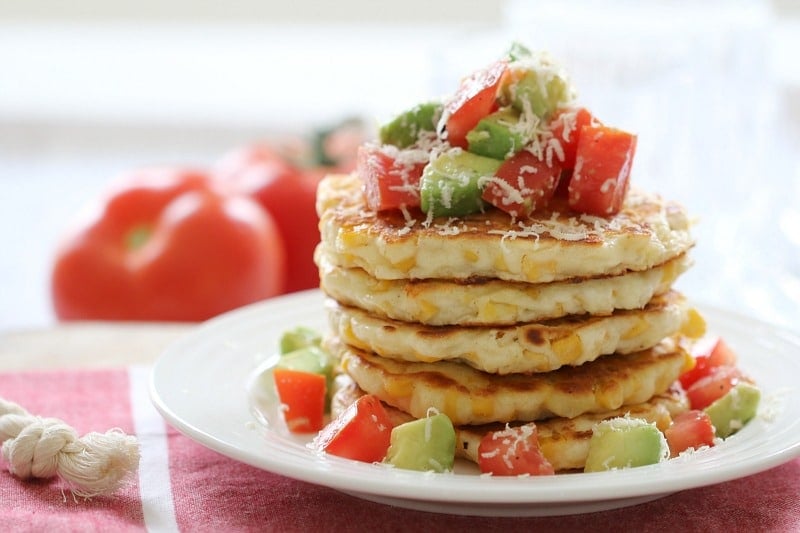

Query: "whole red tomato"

xmin=51 ymin=167 xmax=286 ymax=322
xmin=215 ymin=145 xmax=323 ymax=293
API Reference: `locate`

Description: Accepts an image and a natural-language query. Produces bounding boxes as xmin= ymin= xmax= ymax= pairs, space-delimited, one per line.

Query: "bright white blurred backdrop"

xmin=1 ymin=0 xmax=798 ymax=331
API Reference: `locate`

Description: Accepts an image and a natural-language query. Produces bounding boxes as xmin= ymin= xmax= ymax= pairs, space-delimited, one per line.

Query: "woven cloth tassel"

xmin=0 ymin=397 xmax=140 ymax=498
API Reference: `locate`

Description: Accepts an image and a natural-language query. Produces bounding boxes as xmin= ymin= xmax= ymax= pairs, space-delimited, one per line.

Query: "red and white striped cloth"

xmin=2 ymin=368 xmax=799 ymax=532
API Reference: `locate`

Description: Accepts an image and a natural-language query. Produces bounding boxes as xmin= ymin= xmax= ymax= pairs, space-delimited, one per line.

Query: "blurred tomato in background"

xmin=51 ymin=167 xmax=286 ymax=322
xmin=50 ymin=119 xmax=369 ymax=322
xmin=214 ymin=144 xmax=323 ymax=294
xmin=214 ymin=118 xmax=368 ymax=294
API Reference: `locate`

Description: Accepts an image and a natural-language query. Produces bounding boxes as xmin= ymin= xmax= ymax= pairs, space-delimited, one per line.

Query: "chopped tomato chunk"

xmin=567 ymin=125 xmax=637 ymax=216
xmin=273 ymin=368 xmax=326 ymax=433
xmin=313 ymin=395 xmax=394 ymax=463
xmin=707 ymin=337 xmax=738 ymax=367
xmin=356 ymin=144 xmax=426 ymax=212
xmin=686 ymin=365 xmax=742 ymax=410
xmin=679 ymin=336 xmax=739 ymax=389
xmin=478 ymin=423 xmax=554 ymax=476
xmin=481 ymin=150 xmax=562 ymax=217
xmin=665 ymin=410 xmax=716 ymax=457
xmin=679 ymin=355 xmax=712 ymax=391
xmin=549 ymin=107 xmax=597 ymax=170
xmin=445 ymin=60 xmax=508 ymax=149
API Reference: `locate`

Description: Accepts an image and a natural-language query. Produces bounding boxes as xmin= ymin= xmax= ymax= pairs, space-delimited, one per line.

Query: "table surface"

xmin=0 ymin=322 xmax=194 ymax=370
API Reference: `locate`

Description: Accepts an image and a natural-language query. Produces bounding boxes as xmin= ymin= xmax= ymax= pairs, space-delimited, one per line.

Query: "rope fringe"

xmin=0 ymin=397 xmax=140 ymax=498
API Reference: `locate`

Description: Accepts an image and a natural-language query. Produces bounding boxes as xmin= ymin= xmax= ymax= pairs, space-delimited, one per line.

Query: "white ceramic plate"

xmin=150 ymin=290 xmax=800 ymax=517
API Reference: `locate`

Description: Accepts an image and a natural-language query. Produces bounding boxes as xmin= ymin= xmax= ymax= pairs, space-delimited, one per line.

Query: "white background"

xmin=1 ymin=0 xmax=798 ymax=332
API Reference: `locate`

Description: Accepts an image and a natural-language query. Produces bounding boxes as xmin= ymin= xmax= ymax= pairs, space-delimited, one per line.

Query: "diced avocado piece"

xmin=704 ymin=382 xmax=761 ymax=438
xmin=584 ymin=417 xmax=669 ymax=472
xmin=385 ymin=412 xmax=456 ymax=473
xmin=507 ymin=68 xmax=570 ymax=120
xmin=466 ymin=107 xmax=526 ymax=160
xmin=379 ymin=102 xmax=443 ymax=148
xmin=276 ymin=346 xmax=331 ymax=376
xmin=506 ymin=42 xmax=532 ymax=62
xmin=279 ymin=326 xmax=322 ymax=354
xmin=276 ymin=346 xmax=335 ymax=411
xmin=420 ymin=150 xmax=502 ymax=218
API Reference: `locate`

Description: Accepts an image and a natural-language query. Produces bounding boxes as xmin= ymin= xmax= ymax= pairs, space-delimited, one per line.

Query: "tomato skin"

xmin=481 ymin=150 xmax=562 ymax=217
xmin=707 ymin=337 xmax=738 ymax=367
xmin=686 ymin=365 xmax=742 ymax=410
xmin=357 ymin=144 xmax=426 ymax=211
xmin=273 ymin=368 xmax=326 ymax=433
xmin=567 ymin=125 xmax=637 ymax=216
xmin=478 ymin=423 xmax=555 ymax=476
xmin=215 ymin=144 xmax=322 ymax=294
xmin=664 ymin=410 xmax=716 ymax=457
xmin=445 ymin=60 xmax=508 ymax=149
xmin=51 ymin=167 xmax=285 ymax=322
xmin=679 ymin=355 xmax=712 ymax=391
xmin=313 ymin=394 xmax=394 ymax=463
xmin=549 ymin=107 xmax=597 ymax=170
xmin=679 ymin=337 xmax=738 ymax=389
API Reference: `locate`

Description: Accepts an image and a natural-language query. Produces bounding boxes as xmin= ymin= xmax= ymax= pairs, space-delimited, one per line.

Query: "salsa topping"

xmin=358 ymin=43 xmax=638 ymax=219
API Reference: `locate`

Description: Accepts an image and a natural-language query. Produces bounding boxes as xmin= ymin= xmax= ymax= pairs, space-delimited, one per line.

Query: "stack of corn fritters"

xmin=315 ymin=172 xmax=702 ymax=471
